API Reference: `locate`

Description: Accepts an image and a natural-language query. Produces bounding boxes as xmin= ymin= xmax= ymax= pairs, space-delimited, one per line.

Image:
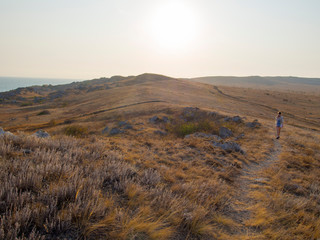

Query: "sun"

xmin=149 ymin=1 xmax=198 ymax=51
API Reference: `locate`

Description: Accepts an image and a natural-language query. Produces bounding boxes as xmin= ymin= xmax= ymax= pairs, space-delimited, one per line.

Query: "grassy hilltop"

xmin=0 ymin=74 xmax=320 ymax=239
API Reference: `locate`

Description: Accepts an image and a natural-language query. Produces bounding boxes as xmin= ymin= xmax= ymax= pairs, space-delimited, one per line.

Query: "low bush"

xmin=167 ymin=120 xmax=218 ymax=137
xmin=64 ymin=125 xmax=88 ymax=138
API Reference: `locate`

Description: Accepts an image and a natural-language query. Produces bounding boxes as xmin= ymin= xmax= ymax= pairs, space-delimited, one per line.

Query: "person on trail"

xmin=275 ymin=112 xmax=284 ymax=139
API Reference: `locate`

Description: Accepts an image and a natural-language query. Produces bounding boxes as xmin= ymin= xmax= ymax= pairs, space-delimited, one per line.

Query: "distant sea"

xmin=0 ymin=77 xmax=83 ymax=92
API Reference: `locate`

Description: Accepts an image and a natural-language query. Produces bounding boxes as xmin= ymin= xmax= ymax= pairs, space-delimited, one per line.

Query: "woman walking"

xmin=275 ymin=112 xmax=284 ymax=139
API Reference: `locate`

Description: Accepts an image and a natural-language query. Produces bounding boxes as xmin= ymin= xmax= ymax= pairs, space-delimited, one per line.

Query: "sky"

xmin=0 ymin=0 xmax=320 ymax=80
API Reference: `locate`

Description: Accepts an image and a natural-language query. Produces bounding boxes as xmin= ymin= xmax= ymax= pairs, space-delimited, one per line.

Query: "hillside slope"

xmin=0 ymin=73 xmax=320 ymax=239
xmin=0 ymin=73 xmax=319 ymax=132
xmin=190 ymin=76 xmax=320 ymax=94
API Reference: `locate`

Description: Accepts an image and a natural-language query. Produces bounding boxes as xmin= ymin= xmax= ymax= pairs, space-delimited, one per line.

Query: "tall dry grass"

xmin=0 ymin=128 xmax=237 ymax=239
xmin=247 ymin=130 xmax=320 ymax=239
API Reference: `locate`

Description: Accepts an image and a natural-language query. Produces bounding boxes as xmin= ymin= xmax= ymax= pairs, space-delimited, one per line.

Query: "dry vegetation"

xmin=246 ymin=130 xmax=320 ymax=240
xmin=1 ymin=74 xmax=320 ymax=239
xmin=0 ymin=107 xmax=270 ymax=240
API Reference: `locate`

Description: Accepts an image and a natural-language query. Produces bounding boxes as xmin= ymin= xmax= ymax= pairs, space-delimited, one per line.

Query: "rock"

xmin=149 ymin=116 xmax=161 ymax=124
xmin=118 ymin=121 xmax=127 ymax=127
xmin=102 ymin=126 xmax=109 ymax=134
xmin=231 ymin=116 xmax=243 ymax=123
xmin=162 ymin=116 xmax=169 ymax=123
xmin=234 ymin=133 xmax=245 ymax=140
xmin=23 ymin=149 xmax=32 ymax=155
xmin=219 ymin=127 xmax=233 ymax=139
xmin=213 ymin=141 xmax=245 ymax=154
xmin=34 ymin=130 xmax=50 ymax=138
xmin=0 ymin=128 xmax=5 ymax=136
xmin=154 ymin=130 xmax=167 ymax=136
xmin=185 ymin=132 xmax=221 ymax=141
xmin=246 ymin=119 xmax=261 ymax=128
xmin=149 ymin=116 xmax=170 ymax=124
xmin=123 ymin=124 xmax=133 ymax=130
xmin=109 ymin=128 xmax=122 ymax=135
xmin=224 ymin=116 xmax=243 ymax=123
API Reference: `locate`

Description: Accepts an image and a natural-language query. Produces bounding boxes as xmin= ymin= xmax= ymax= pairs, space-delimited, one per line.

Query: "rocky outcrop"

xmin=224 ymin=116 xmax=243 ymax=123
xmin=246 ymin=119 xmax=261 ymax=128
xmin=154 ymin=130 xmax=167 ymax=136
xmin=109 ymin=128 xmax=123 ymax=135
xmin=102 ymin=126 xmax=109 ymax=134
xmin=219 ymin=127 xmax=233 ymax=139
xmin=34 ymin=130 xmax=50 ymax=138
xmin=149 ymin=116 xmax=170 ymax=124
xmin=212 ymin=141 xmax=245 ymax=154
xmin=0 ymin=128 xmax=5 ymax=136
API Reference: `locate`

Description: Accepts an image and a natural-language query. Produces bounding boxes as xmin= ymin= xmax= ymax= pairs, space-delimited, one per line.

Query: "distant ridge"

xmin=189 ymin=76 xmax=320 ymax=86
xmin=187 ymin=76 xmax=320 ymax=93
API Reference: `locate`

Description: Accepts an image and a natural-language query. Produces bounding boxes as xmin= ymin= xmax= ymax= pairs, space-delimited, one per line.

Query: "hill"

xmin=189 ymin=76 xmax=320 ymax=94
xmin=0 ymin=73 xmax=320 ymax=239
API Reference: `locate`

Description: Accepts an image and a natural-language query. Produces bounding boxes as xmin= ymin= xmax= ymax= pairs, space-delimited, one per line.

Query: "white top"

xmin=275 ymin=116 xmax=284 ymax=127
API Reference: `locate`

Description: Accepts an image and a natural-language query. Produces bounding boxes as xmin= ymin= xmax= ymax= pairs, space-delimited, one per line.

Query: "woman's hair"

xmin=278 ymin=112 xmax=281 ymax=115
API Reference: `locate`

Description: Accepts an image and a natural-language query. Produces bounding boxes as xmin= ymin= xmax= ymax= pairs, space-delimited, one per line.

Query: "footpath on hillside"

xmin=230 ymin=135 xmax=282 ymax=239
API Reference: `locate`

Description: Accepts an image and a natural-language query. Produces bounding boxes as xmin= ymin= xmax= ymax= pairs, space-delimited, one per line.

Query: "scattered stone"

xmin=149 ymin=116 xmax=169 ymax=124
xmin=213 ymin=141 xmax=245 ymax=154
xmin=185 ymin=132 xmax=221 ymax=141
xmin=231 ymin=116 xmax=243 ymax=123
xmin=102 ymin=126 xmax=109 ymax=134
xmin=162 ymin=116 xmax=169 ymax=123
xmin=219 ymin=127 xmax=233 ymax=139
xmin=23 ymin=149 xmax=32 ymax=155
xmin=118 ymin=121 xmax=127 ymax=127
xmin=109 ymin=128 xmax=122 ymax=135
xmin=0 ymin=129 xmax=15 ymax=139
xmin=154 ymin=130 xmax=167 ymax=136
xmin=34 ymin=130 xmax=50 ymax=138
xmin=246 ymin=119 xmax=261 ymax=128
xmin=224 ymin=116 xmax=243 ymax=123
xmin=149 ymin=116 xmax=161 ymax=124
xmin=234 ymin=133 xmax=245 ymax=140
xmin=123 ymin=124 xmax=133 ymax=130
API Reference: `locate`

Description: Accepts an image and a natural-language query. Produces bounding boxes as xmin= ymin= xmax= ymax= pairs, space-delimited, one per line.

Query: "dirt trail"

xmin=230 ymin=138 xmax=282 ymax=238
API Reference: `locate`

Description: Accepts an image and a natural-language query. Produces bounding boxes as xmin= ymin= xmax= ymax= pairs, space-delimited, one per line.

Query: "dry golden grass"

xmin=246 ymin=130 xmax=320 ymax=240
xmin=1 ymin=74 xmax=320 ymax=239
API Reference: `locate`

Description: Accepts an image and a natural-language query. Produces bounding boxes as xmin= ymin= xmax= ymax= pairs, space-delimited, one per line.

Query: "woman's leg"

xmin=276 ymin=127 xmax=280 ymax=138
xmin=278 ymin=127 xmax=281 ymax=137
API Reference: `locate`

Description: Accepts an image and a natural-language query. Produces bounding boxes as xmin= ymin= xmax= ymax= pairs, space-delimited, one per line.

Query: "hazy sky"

xmin=1 ymin=0 xmax=320 ymax=79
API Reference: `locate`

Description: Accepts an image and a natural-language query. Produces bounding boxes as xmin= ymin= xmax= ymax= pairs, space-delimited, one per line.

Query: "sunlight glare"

xmin=149 ymin=1 xmax=198 ymax=52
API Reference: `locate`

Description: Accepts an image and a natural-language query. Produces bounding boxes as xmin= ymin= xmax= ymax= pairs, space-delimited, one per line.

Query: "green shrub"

xmin=64 ymin=125 xmax=88 ymax=137
xmin=168 ymin=120 xmax=218 ymax=137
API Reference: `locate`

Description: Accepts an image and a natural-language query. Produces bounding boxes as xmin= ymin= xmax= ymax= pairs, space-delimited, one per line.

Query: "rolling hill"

xmin=189 ymin=76 xmax=320 ymax=93
xmin=0 ymin=73 xmax=319 ymax=239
